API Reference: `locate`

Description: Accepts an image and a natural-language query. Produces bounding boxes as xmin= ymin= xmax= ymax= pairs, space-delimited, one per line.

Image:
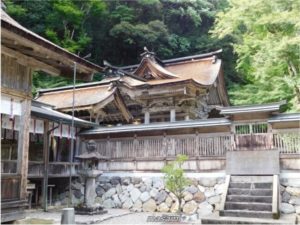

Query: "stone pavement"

xmin=21 ymin=208 xmax=133 ymax=224
xmin=19 ymin=209 xmax=200 ymax=224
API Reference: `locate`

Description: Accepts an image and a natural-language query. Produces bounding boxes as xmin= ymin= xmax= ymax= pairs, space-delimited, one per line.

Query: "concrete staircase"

xmin=220 ymin=176 xmax=273 ymax=219
xmin=201 ymin=176 xmax=293 ymax=224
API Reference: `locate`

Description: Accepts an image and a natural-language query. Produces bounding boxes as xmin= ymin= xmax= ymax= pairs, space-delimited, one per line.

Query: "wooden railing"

xmin=95 ymin=133 xmax=232 ymax=159
xmin=234 ymin=133 xmax=273 ymax=150
xmin=28 ymin=161 xmax=81 ymax=177
xmin=1 ymin=160 xmax=17 ymax=174
xmin=273 ymin=131 xmax=300 ymax=154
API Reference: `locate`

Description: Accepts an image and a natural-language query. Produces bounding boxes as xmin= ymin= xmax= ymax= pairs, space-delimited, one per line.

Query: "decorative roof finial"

xmin=141 ymin=46 xmax=155 ymax=58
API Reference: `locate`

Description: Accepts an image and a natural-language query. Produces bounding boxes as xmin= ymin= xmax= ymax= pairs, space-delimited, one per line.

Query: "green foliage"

xmin=32 ymin=72 xmax=74 ymax=97
xmin=6 ymin=0 xmax=237 ymax=98
xmin=162 ymin=154 xmax=190 ymax=214
xmin=212 ymin=0 xmax=300 ymax=111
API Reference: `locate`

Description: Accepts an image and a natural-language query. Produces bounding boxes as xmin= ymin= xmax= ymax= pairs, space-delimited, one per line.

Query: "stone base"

xmin=75 ymin=205 xmax=107 ymax=215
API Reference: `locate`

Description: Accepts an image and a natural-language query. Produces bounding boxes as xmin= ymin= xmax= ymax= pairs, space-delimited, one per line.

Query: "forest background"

xmin=5 ymin=0 xmax=300 ymax=111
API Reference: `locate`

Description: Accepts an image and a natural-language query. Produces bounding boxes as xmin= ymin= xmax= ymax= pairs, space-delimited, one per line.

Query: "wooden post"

xmin=144 ymin=111 xmax=150 ymax=124
xmin=42 ymin=120 xmax=50 ymax=212
xmin=17 ymin=98 xmax=31 ymax=200
xmin=170 ymin=108 xmax=176 ymax=122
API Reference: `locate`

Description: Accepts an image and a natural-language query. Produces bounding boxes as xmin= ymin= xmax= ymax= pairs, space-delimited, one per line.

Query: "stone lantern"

xmin=74 ymin=140 xmax=108 ymax=215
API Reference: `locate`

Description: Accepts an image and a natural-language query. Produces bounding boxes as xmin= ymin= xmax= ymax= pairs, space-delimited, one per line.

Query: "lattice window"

xmin=235 ymin=123 xmax=268 ymax=134
xmin=235 ymin=125 xmax=250 ymax=134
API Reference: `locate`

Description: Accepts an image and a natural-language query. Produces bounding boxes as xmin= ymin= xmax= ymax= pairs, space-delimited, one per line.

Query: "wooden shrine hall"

xmin=1 ymin=8 xmax=102 ymax=222
xmin=36 ymin=49 xmax=300 ymax=172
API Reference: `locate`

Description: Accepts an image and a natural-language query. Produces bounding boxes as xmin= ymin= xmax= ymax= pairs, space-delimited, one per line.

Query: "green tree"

xmin=212 ymin=0 xmax=300 ymax=111
xmin=161 ymin=154 xmax=190 ymax=217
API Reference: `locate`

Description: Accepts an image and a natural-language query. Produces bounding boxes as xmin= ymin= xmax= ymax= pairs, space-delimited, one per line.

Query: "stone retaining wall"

xmin=54 ymin=175 xmax=225 ymax=217
xmin=280 ymin=178 xmax=300 ymax=216
xmin=52 ymin=175 xmax=300 ymax=219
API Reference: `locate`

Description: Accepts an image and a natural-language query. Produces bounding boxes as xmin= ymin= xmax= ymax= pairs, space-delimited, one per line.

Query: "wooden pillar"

xmin=170 ymin=108 xmax=176 ymax=122
xmin=42 ymin=120 xmax=50 ymax=211
xmin=184 ymin=114 xmax=190 ymax=121
xmin=144 ymin=111 xmax=150 ymax=124
xmin=17 ymin=98 xmax=31 ymax=200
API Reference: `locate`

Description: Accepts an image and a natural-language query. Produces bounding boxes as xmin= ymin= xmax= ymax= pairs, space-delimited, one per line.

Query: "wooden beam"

xmin=1 ymin=45 xmax=61 ymax=76
xmin=114 ymin=89 xmax=133 ymax=122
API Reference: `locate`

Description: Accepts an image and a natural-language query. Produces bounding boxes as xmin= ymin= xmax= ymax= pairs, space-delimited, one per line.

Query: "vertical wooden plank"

xmin=17 ymin=97 xmax=31 ymax=200
xmin=42 ymin=120 xmax=49 ymax=211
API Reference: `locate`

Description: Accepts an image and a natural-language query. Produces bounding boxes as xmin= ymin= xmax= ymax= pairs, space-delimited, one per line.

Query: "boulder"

xmin=112 ymin=194 xmax=122 ymax=207
xmin=143 ymin=178 xmax=152 ymax=189
xmin=214 ymin=183 xmax=225 ymax=195
xmin=289 ymin=196 xmax=300 ymax=205
xmin=103 ymin=199 xmax=115 ymax=208
xmin=140 ymin=192 xmax=151 ymax=202
xmin=143 ymin=199 xmax=157 ymax=212
xmin=157 ymin=203 xmax=169 ymax=212
xmin=126 ymin=184 xmax=134 ymax=192
xmin=193 ymin=192 xmax=206 ymax=203
xmin=280 ymin=203 xmax=295 ymax=214
xmin=152 ymin=178 xmax=164 ymax=190
xmin=189 ymin=178 xmax=198 ymax=187
xmin=198 ymin=185 xmax=206 ymax=193
xmin=170 ymin=200 xmax=179 ymax=213
xmin=186 ymin=186 xmax=198 ymax=194
xmin=165 ymin=196 xmax=173 ymax=207
xmin=130 ymin=188 xmax=141 ymax=203
xmin=95 ymin=197 xmax=103 ymax=204
xmin=183 ymin=192 xmax=193 ymax=201
xmin=198 ymin=178 xmax=217 ymax=187
xmin=208 ymin=195 xmax=221 ymax=205
xmin=132 ymin=199 xmax=142 ymax=212
xmin=96 ymin=186 xmax=105 ymax=197
xmin=122 ymin=198 xmax=133 ymax=209
xmin=197 ymin=201 xmax=213 ymax=217
xmin=101 ymin=183 xmax=112 ymax=192
xmin=204 ymin=188 xmax=216 ymax=198
xmin=139 ymin=185 xmax=147 ymax=192
xmin=282 ymin=191 xmax=291 ymax=203
xmin=110 ymin=176 xmax=121 ymax=186
xmin=115 ymin=184 xmax=123 ymax=194
xmin=281 ymin=178 xmax=300 ymax=188
xmin=150 ymin=188 xmax=159 ymax=198
xmin=286 ymin=187 xmax=300 ymax=197
xmin=103 ymin=188 xmax=116 ymax=199
xmin=132 ymin=177 xmax=142 ymax=185
xmin=121 ymin=177 xmax=131 ymax=186
xmin=155 ymin=190 xmax=168 ymax=204
xmin=182 ymin=200 xmax=198 ymax=215
xmin=119 ymin=192 xmax=130 ymax=203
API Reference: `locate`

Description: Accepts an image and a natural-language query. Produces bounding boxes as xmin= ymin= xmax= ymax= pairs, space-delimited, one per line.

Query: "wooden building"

xmin=35 ymin=48 xmax=300 ymax=173
xmin=1 ymin=9 xmax=103 ymax=222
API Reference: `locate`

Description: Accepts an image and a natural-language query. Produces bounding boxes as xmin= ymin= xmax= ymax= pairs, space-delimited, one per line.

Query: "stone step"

xmin=229 ymin=182 xmax=272 ymax=189
xmin=220 ymin=210 xmax=273 ymax=219
xmin=231 ymin=176 xmax=273 ymax=183
xmin=226 ymin=195 xmax=272 ymax=203
xmin=225 ymin=202 xmax=272 ymax=211
xmin=228 ymin=188 xmax=272 ymax=196
xmin=229 ymin=182 xmax=251 ymax=189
